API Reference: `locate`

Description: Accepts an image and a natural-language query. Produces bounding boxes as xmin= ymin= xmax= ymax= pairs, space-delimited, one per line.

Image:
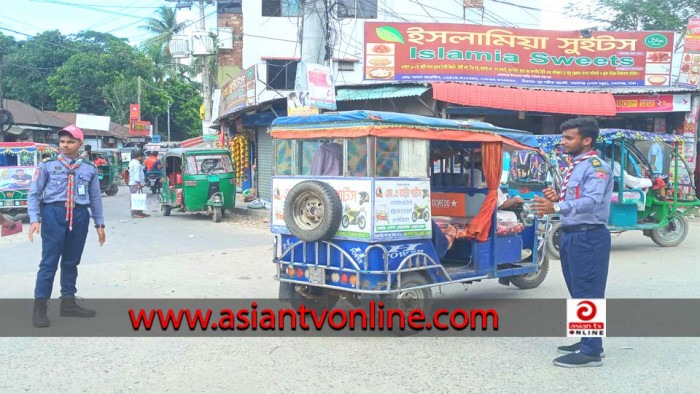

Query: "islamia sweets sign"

xmin=363 ymin=22 xmax=673 ymax=87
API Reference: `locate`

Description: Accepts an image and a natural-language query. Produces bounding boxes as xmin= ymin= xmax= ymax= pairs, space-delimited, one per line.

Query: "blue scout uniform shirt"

xmin=27 ymin=155 xmax=105 ymax=226
xmin=558 ymin=152 xmax=614 ymax=226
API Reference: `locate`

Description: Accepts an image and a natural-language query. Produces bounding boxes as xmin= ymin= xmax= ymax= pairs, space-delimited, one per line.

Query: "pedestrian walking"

xmin=27 ymin=125 xmax=106 ymax=328
xmin=128 ymin=151 xmax=149 ymax=218
xmin=531 ymin=117 xmax=614 ymax=367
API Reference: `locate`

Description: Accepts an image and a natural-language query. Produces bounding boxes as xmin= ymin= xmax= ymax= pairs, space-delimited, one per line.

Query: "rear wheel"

xmin=213 ymin=206 xmax=223 ymax=223
xmin=510 ymin=255 xmax=549 ymax=290
xmin=546 ymin=221 xmax=562 ymax=260
xmin=105 ymin=184 xmax=119 ymax=196
xmin=162 ymin=204 xmax=171 ymax=216
xmin=650 ymin=216 xmax=688 ymax=247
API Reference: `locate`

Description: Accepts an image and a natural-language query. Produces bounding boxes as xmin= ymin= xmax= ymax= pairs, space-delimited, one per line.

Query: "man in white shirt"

xmin=128 ymin=151 xmax=149 ymax=218
xmin=604 ymin=147 xmax=653 ymax=210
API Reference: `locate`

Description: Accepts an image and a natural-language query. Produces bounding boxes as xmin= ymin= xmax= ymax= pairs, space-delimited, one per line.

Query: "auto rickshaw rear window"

xmin=347 ymin=137 xmax=368 ymax=177
xmin=185 ymin=155 xmax=233 ymax=175
xmin=299 ymin=139 xmax=343 ymax=176
xmin=275 ymin=140 xmax=293 ymax=175
xmin=375 ymin=137 xmax=399 ymax=177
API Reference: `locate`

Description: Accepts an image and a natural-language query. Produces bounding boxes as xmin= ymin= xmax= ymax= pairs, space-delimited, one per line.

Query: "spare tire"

xmin=284 ymin=180 xmax=342 ymax=242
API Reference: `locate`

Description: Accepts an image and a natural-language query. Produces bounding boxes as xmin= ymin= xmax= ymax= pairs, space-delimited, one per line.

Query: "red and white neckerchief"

xmin=57 ymin=155 xmax=83 ymax=231
xmin=560 ymin=151 xmax=596 ymax=201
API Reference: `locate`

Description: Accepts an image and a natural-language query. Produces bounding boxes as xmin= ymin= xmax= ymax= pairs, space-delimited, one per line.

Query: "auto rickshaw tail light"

xmin=185 ymin=181 xmax=197 ymax=187
xmin=349 ymin=275 xmax=357 ymax=286
xmin=286 ymin=266 xmax=295 ymax=277
xmin=295 ymin=268 xmax=304 ymax=278
xmin=340 ymin=274 xmax=348 ymax=284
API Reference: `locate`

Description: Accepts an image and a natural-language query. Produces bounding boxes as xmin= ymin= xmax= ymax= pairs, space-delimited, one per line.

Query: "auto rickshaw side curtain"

xmin=466 ymin=142 xmax=502 ymax=242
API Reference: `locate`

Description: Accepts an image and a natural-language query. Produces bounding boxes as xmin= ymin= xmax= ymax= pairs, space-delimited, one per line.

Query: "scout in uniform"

xmin=532 ymin=117 xmax=614 ymax=368
xmin=27 ymin=125 xmax=106 ymax=328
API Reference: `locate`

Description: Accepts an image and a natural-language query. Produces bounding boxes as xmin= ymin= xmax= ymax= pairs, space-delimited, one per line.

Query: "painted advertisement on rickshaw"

xmin=373 ymin=179 xmax=432 ymax=240
xmin=0 ymin=167 xmax=35 ymax=190
xmin=271 ymin=177 xmax=374 ymax=239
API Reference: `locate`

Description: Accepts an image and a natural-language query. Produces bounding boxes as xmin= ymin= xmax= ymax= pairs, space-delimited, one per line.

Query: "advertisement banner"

xmin=373 ymin=179 xmax=431 ymax=239
xmin=129 ymin=120 xmax=151 ymax=136
xmin=287 ymin=91 xmax=320 ymax=117
xmin=679 ymin=19 xmax=700 ymax=87
xmin=202 ymin=120 xmax=218 ymax=141
xmin=271 ymin=177 xmax=374 ymax=240
xmin=364 ymin=22 xmax=673 ymax=87
xmin=0 ymin=166 xmax=35 ymax=190
xmin=219 ymin=66 xmax=257 ymax=117
xmin=306 ymin=63 xmax=337 ymax=110
xmin=129 ymin=104 xmax=140 ymax=121
xmin=614 ymin=94 xmax=691 ymax=113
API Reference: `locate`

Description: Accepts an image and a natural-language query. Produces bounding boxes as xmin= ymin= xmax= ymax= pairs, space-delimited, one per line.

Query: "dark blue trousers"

xmin=560 ymin=226 xmax=611 ymax=357
xmin=34 ymin=205 xmax=90 ymax=299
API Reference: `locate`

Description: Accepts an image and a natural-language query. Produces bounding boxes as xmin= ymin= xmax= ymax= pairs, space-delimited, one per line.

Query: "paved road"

xmin=0 ymin=187 xmax=698 ymax=393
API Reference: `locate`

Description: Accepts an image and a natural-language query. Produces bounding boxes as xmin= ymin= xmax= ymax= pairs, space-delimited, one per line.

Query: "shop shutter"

xmin=256 ymin=128 xmax=273 ymax=202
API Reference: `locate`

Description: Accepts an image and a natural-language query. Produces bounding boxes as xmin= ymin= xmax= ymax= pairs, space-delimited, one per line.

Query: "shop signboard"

xmin=129 ymin=104 xmax=140 ymax=121
xmin=364 ymin=22 xmax=673 ymax=87
xmin=679 ymin=19 xmax=700 ymax=88
xmin=129 ymin=120 xmax=151 ymax=136
xmin=219 ymin=66 xmax=257 ymax=117
xmin=614 ymin=94 xmax=691 ymax=113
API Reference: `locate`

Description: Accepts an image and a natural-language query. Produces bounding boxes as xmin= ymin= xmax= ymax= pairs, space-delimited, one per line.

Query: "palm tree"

xmin=140 ymin=5 xmax=186 ymax=55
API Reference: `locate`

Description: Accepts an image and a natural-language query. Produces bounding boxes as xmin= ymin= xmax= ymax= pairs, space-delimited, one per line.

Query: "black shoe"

xmin=553 ymin=351 xmax=603 ymax=368
xmin=60 ymin=296 xmax=96 ymax=318
xmin=32 ymin=299 xmax=50 ymax=328
xmin=557 ymin=342 xmax=605 ymax=357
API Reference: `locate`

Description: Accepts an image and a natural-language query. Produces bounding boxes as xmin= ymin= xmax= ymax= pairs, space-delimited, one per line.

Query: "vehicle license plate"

xmin=308 ymin=266 xmax=325 ymax=285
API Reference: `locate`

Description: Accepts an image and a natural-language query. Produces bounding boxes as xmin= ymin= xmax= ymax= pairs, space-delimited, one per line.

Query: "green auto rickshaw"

xmin=90 ymin=150 xmax=120 ymax=196
xmin=160 ymin=147 xmax=236 ymax=222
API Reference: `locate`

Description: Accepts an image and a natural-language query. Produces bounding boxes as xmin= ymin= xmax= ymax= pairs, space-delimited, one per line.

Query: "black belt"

xmin=44 ymin=202 xmax=89 ymax=208
xmin=561 ymin=224 xmax=605 ymax=233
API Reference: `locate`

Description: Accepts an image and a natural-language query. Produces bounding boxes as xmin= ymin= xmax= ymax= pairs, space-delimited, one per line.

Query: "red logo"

xmin=576 ymin=300 xmax=597 ymax=321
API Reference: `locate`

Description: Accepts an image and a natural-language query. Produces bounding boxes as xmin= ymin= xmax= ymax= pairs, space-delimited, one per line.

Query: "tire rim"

xmin=656 ymin=218 xmax=685 ymax=243
xmin=395 ymin=283 xmax=426 ymax=310
xmin=293 ymin=191 xmax=324 ymax=231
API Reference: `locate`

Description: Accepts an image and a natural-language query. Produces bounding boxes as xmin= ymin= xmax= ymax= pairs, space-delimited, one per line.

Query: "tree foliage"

xmin=568 ymin=0 xmax=699 ymax=31
xmin=1 ymin=27 xmax=203 ymax=143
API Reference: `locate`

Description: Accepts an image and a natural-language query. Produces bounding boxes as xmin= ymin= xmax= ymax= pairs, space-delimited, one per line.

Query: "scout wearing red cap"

xmin=58 ymin=124 xmax=84 ymax=142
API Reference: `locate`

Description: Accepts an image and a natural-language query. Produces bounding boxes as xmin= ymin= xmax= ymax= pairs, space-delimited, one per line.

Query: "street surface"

xmin=1 ymin=186 xmax=699 ymax=393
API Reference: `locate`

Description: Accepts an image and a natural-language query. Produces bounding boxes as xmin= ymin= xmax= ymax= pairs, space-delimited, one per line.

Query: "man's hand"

xmin=500 ymin=195 xmax=525 ymax=209
xmin=136 ymin=182 xmax=142 ymax=190
xmin=531 ymin=195 xmax=555 ymax=215
xmin=542 ymin=187 xmax=560 ymax=202
xmin=96 ymin=228 xmax=106 ymax=246
xmin=28 ymin=222 xmax=40 ymax=242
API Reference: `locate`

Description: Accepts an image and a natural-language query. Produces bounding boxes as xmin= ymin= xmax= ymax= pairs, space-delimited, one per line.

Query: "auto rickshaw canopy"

xmin=270 ymin=110 xmax=539 ymax=151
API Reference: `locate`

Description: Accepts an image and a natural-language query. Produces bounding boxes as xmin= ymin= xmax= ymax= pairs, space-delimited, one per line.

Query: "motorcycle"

xmin=146 ymin=171 xmax=161 ymax=195
xmin=412 ymin=204 xmax=430 ymax=222
xmin=341 ymin=205 xmax=367 ymax=230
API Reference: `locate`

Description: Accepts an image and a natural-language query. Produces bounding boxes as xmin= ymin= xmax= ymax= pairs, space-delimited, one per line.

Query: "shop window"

xmin=275 ymin=140 xmax=293 ymax=175
xmin=338 ymin=0 xmax=377 ymax=18
xmin=399 ymin=139 xmax=428 ymax=178
xmin=347 ymin=137 xmax=368 ymax=176
xmin=266 ymin=60 xmax=298 ymax=90
xmin=218 ymin=0 xmax=242 ymax=14
xmin=375 ymin=137 xmax=399 ymax=177
xmin=338 ymin=61 xmax=355 ymax=71
xmin=262 ymin=0 xmax=301 ymax=17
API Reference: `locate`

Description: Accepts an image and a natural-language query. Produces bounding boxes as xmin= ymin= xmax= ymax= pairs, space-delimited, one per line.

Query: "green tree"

xmin=140 ymin=5 xmax=186 ymax=55
xmin=2 ymin=30 xmax=76 ymax=110
xmin=157 ymin=78 xmax=202 ymax=141
xmin=568 ymin=0 xmax=698 ymax=31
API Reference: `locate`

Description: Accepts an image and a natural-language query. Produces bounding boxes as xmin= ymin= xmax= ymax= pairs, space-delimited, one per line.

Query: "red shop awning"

xmin=431 ymin=83 xmax=617 ymax=116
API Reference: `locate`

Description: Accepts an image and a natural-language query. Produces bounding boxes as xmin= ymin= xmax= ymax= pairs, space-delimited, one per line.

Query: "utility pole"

xmin=199 ymin=0 xmax=212 ymax=121
xmin=295 ymin=0 xmax=328 ymax=94
xmin=167 ymin=100 xmax=172 ymax=142
xmin=137 ymin=75 xmax=141 ymax=113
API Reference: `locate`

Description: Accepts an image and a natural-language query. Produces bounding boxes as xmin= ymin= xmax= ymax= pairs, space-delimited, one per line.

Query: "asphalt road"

xmin=0 ymin=186 xmax=698 ymax=393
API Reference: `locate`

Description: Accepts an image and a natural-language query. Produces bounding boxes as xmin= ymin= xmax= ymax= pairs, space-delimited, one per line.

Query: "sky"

xmin=0 ymin=0 xmax=593 ymax=45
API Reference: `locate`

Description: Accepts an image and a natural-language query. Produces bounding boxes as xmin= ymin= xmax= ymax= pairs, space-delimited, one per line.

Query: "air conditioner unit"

xmin=218 ymin=27 xmax=234 ymax=49
xmin=192 ymin=30 xmax=215 ymax=56
xmin=169 ymin=35 xmax=191 ymax=58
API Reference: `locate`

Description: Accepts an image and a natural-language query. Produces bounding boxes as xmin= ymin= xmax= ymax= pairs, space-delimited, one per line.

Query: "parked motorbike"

xmin=341 ymin=205 xmax=367 ymax=230
xmin=147 ymin=171 xmax=161 ymax=195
